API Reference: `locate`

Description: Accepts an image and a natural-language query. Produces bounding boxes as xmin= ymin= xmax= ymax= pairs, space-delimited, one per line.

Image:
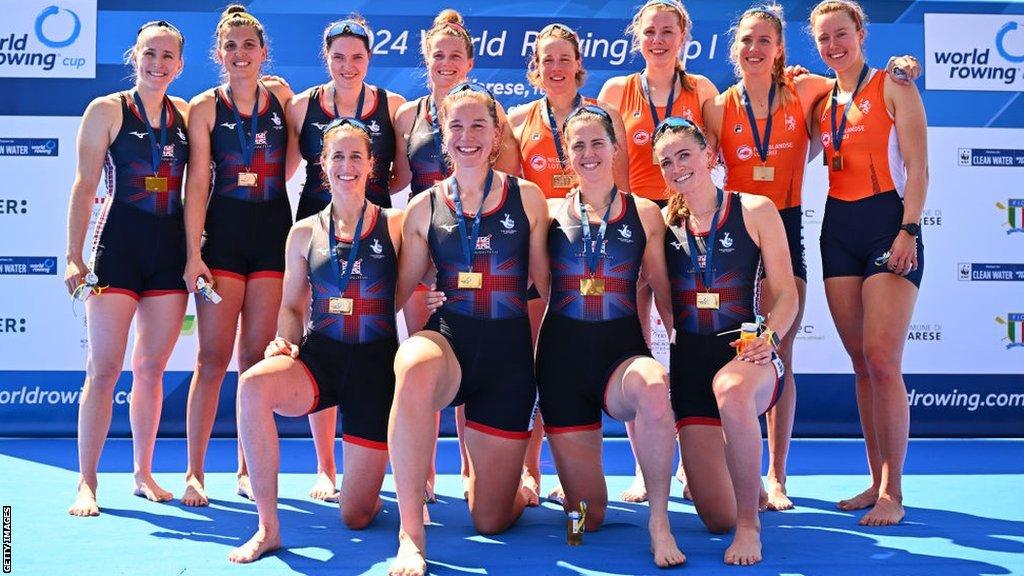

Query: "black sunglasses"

xmin=325 ymin=20 xmax=373 ymax=47
xmin=322 ymin=117 xmax=372 ymax=140
xmin=137 ymin=20 xmax=184 ymax=46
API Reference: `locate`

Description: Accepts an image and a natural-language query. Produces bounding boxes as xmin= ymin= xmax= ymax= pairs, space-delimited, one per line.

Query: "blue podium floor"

xmin=1 ymin=438 xmax=1022 ymax=575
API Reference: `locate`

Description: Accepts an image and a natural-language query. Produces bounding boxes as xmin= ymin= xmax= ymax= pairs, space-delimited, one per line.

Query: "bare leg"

xmin=234 ymin=275 xmax=284 ymax=500
xmin=620 ymin=419 xmax=648 ymax=503
xmin=307 ymin=408 xmax=339 ymax=502
xmin=521 ymin=297 xmax=546 ymax=507
xmin=858 ymin=274 xmax=916 ymax=526
xmin=229 ymin=356 xmax=312 ymax=563
xmin=69 ymin=293 xmax=136 ymax=517
xmin=388 ymin=333 xmax=461 ymax=576
xmin=183 ymin=275 xmax=245 ymax=507
xmin=763 ymin=278 xmax=806 ymax=511
xmin=464 ymin=428 xmax=530 ymax=534
xmin=129 ymin=293 xmax=187 ymax=502
xmin=338 ymin=440 xmax=389 ymax=529
xmin=605 ymin=356 xmax=685 ymax=567
xmin=678 ymin=426 xmax=735 ymax=533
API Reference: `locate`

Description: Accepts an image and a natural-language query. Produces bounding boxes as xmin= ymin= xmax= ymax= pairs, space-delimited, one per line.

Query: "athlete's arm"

xmin=702 ymin=92 xmax=727 ymax=154
xmin=743 ymin=193 xmax=797 ymax=342
xmin=691 ymin=73 xmax=721 ymax=113
xmin=599 ymin=101 xmax=631 ymax=191
xmin=636 ymin=198 xmax=674 ymax=334
xmin=506 ymin=103 xmax=530 ymax=178
xmin=520 ymin=177 xmax=551 ymax=302
xmin=885 ymin=73 xmax=928 ymax=277
xmin=182 ymin=91 xmax=216 ymax=291
xmin=597 ymin=75 xmax=627 ymax=111
xmin=387 ymin=91 xmax=413 ymax=194
xmin=268 ymin=82 xmax=298 ymax=181
xmin=273 ymin=221 xmax=313 ymax=354
xmin=64 ymin=95 xmax=118 ymax=294
xmin=286 ymin=89 xmax=310 ymax=190
xmin=395 ymin=192 xmax=433 ymax=310
xmin=493 ymin=102 xmax=522 ymax=174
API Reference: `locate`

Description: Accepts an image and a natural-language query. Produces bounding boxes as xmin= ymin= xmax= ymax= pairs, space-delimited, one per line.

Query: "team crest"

xmin=342 ymin=258 xmax=362 ymax=276
xmin=996 ymin=314 xmax=1024 ymax=349
xmin=476 ymin=234 xmax=492 ymax=251
xmin=530 ymin=154 xmax=547 ymax=171
xmin=633 ymin=130 xmax=651 ymax=146
xmin=785 ymin=114 xmax=796 ymax=131
xmin=255 ymin=131 xmax=267 ymax=146
xmin=162 ymin=144 xmax=175 ymax=158
xmin=820 ymin=132 xmax=832 ymax=148
xmin=996 ymin=199 xmax=1024 ymax=234
xmin=857 ymin=99 xmax=871 ymax=115
xmin=736 ymin=145 xmax=754 ymax=161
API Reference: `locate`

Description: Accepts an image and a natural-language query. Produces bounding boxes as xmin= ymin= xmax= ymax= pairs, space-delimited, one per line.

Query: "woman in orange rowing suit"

xmin=809 ymin=0 xmax=928 ymax=527
xmin=506 ymin=21 xmax=628 ymax=506
xmin=702 ymin=2 xmax=920 ymax=511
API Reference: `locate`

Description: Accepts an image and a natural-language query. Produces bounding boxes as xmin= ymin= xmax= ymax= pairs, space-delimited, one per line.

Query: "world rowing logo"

xmin=996 ymin=199 xmax=1024 ymax=234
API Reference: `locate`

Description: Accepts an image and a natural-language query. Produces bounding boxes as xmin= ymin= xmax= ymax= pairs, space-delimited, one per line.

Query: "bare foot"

xmin=764 ymin=477 xmax=793 ymax=511
xmin=308 ymin=471 xmax=339 ymax=502
xmin=462 ymin=475 xmax=471 ymax=501
xmin=649 ymin=521 xmax=686 ymax=567
xmin=181 ymin=475 xmax=209 ymax=507
xmin=724 ymin=525 xmax=762 ymax=566
xmin=227 ymin=525 xmax=281 ymax=563
xmin=424 ymin=480 xmax=436 ymax=504
xmin=237 ymin=474 xmax=255 ymax=501
xmin=388 ymin=532 xmax=427 ymax=576
xmin=837 ymin=486 xmax=879 ymax=511
xmin=69 ymin=482 xmax=100 ymax=517
xmin=759 ymin=484 xmax=769 ymax=512
xmin=520 ymin=471 xmax=540 ymax=507
xmin=133 ymin=473 xmax=173 ymax=502
xmin=676 ymin=465 xmax=692 ymax=500
xmin=859 ymin=494 xmax=905 ymax=526
xmin=547 ymin=485 xmax=565 ymax=506
xmin=620 ymin=474 xmax=648 ymax=503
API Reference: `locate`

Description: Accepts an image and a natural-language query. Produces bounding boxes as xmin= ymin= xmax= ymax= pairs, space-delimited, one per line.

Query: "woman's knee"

xmin=393 ymin=341 xmax=444 ymax=395
xmin=195 ymin=346 xmax=233 ymax=379
xmin=85 ymin=357 xmax=123 ymax=391
xmin=131 ymin=353 xmax=170 ymax=384
xmin=702 ymin=513 xmax=736 ymax=535
xmin=863 ymin=343 xmax=902 ymax=383
xmin=237 ymin=370 xmax=274 ymax=409
xmin=712 ymin=373 xmax=755 ymax=415
xmin=625 ymin=360 xmax=672 ymax=420
xmin=341 ymin=500 xmax=380 ymax=530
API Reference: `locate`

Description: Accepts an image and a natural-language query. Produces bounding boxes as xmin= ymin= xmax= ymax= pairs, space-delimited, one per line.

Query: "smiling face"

xmin=321 ymin=128 xmax=373 ymax=193
xmin=638 ymin=6 xmax=686 ymax=67
xmin=534 ymin=36 xmax=581 ymax=93
xmin=427 ymin=35 xmax=472 ymax=93
xmin=812 ymin=9 xmax=865 ymax=74
xmin=326 ymin=36 xmax=370 ymax=89
xmin=132 ymin=28 xmax=183 ymax=90
xmin=442 ymin=96 xmax=499 ymax=170
xmin=216 ymin=25 xmax=267 ymax=79
xmin=655 ymin=129 xmax=713 ymax=195
xmin=566 ymin=116 xmax=617 ymax=185
xmin=732 ymin=15 xmax=783 ymax=79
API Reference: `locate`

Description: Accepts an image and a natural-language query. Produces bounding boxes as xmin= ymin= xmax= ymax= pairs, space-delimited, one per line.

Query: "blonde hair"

xmin=729 ymin=4 xmax=787 ymax=84
xmin=319 ymin=122 xmax=373 ymax=188
xmin=809 ymin=0 xmax=869 ymax=35
xmin=421 ymin=9 xmax=474 ymax=65
xmin=625 ymin=0 xmax=695 ymax=91
xmin=123 ymin=22 xmax=184 ymax=82
xmin=439 ymin=88 xmax=502 ymax=164
xmin=526 ymin=23 xmax=587 ymax=89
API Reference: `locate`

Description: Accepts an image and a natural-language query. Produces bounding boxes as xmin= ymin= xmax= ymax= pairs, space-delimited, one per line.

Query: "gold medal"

xmin=457 ymin=271 xmax=483 ymax=289
xmin=696 ymin=292 xmax=720 ymax=310
xmin=328 ymin=297 xmax=354 ymax=315
xmin=752 ymin=165 xmax=775 ymax=182
xmin=831 ymin=154 xmax=844 ymax=172
xmin=238 ymin=171 xmax=259 ymax=187
xmin=579 ymin=277 xmax=605 ymax=296
xmin=145 ymin=176 xmax=168 ymax=192
xmin=552 ymin=173 xmax=573 ymax=189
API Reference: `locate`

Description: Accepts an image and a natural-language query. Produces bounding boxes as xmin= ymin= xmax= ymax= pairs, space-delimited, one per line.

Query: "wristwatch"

xmin=761 ymin=325 xmax=782 ymax=349
xmin=900 ymin=222 xmax=921 ymax=237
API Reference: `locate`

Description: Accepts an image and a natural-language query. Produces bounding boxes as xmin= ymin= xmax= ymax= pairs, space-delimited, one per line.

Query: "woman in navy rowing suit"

xmin=181 ymin=4 xmax=297 ymax=506
xmin=64 ymin=20 xmax=189 ymax=517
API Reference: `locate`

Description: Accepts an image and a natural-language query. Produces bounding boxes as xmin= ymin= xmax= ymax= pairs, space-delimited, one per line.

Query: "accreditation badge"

xmin=457 ymin=271 xmax=483 ymax=289
xmin=579 ymin=277 xmax=605 ymax=296
xmin=145 ymin=176 xmax=168 ymax=192
xmin=752 ymin=165 xmax=775 ymax=182
xmin=238 ymin=171 xmax=259 ymax=187
xmin=552 ymin=173 xmax=574 ymax=189
xmin=328 ymin=297 xmax=354 ymax=315
xmin=696 ymin=292 xmax=720 ymax=310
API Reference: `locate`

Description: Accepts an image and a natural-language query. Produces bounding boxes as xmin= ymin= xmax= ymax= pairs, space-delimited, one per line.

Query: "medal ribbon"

xmin=325 ymin=200 xmax=368 ymax=299
xmin=577 ymin=187 xmax=617 ymax=278
xmin=740 ymin=81 xmax=776 ymax=164
xmin=641 ymin=69 xmax=679 ymax=128
xmin=684 ymin=188 xmax=724 ymax=290
xmin=545 ymin=93 xmax=582 ymax=172
xmin=131 ymin=90 xmax=168 ymax=175
xmin=227 ymin=85 xmax=260 ymax=170
xmin=829 ymin=64 xmax=870 ymax=155
xmin=450 ymin=170 xmax=495 ymax=273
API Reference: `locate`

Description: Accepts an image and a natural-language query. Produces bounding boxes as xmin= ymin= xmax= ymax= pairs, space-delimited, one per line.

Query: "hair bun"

xmin=434 ymin=8 xmax=464 ymax=27
xmin=221 ymin=4 xmax=248 ymax=19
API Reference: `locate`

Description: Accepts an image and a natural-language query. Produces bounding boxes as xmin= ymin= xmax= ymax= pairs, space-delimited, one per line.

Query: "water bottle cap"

xmin=741 ymin=322 xmax=758 ymax=332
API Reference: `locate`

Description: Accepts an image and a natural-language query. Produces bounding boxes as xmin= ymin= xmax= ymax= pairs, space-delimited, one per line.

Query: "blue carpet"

xmin=1 ymin=438 xmax=1022 ymax=575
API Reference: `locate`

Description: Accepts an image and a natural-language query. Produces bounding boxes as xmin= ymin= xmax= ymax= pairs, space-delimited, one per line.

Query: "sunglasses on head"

xmin=654 ymin=116 xmax=698 ymax=139
xmin=325 ymin=20 xmax=373 ymax=47
xmin=566 ymin=104 xmax=613 ymax=124
xmin=448 ymin=81 xmax=495 ymax=99
xmin=538 ymin=23 xmax=580 ymax=42
xmin=138 ymin=20 xmax=184 ymax=45
xmin=322 ymin=117 xmax=372 ymax=140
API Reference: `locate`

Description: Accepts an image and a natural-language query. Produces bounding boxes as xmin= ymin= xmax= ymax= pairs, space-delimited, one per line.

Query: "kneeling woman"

xmin=654 ymin=118 xmax=797 ymax=566
xmin=387 ymin=83 xmax=549 ymax=576
xmin=228 ymin=118 xmax=402 ymax=563
xmin=535 ymin=106 xmax=683 ymax=568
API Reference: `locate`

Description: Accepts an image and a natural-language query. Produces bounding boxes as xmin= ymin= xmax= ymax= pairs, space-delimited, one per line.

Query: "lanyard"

xmin=577 ymin=187 xmax=618 ymax=277
xmin=131 ymin=90 xmax=168 ymax=175
xmin=685 ymin=188 xmax=725 ymax=290
xmin=830 ymin=64 xmax=870 ymax=154
xmin=331 ymin=83 xmax=366 ymax=119
xmin=641 ymin=69 xmax=678 ymax=127
xmin=740 ymin=81 xmax=776 ymax=163
xmin=450 ymin=170 xmax=495 ymax=272
xmin=545 ymin=93 xmax=582 ymax=171
xmin=226 ymin=85 xmax=260 ymax=169
xmin=326 ymin=200 xmax=368 ymax=298
xmin=428 ymin=95 xmax=450 ymax=176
